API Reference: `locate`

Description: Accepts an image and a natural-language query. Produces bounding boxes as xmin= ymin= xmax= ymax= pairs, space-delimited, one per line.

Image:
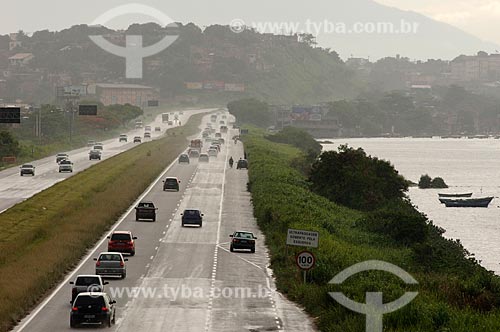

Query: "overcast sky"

xmin=375 ymin=0 xmax=500 ymax=44
xmin=0 ymin=0 xmax=497 ymax=45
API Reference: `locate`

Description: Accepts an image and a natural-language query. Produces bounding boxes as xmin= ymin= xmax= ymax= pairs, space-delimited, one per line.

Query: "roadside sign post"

xmin=296 ymin=251 xmax=316 ymax=284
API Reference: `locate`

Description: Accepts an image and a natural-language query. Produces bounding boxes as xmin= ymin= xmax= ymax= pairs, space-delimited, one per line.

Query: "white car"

xmin=208 ymin=149 xmax=218 ymax=157
xmin=58 ymin=159 xmax=73 ymax=173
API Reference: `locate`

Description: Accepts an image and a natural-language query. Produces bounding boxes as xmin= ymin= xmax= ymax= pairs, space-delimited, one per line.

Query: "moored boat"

xmin=442 ymin=197 xmax=494 ymax=208
xmin=438 ymin=193 xmax=473 ymax=198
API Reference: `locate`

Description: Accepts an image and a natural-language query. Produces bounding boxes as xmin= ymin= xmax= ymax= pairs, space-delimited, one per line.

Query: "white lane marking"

xmin=150 ymin=255 xmax=154 ymax=260
xmin=217 ymin=245 xmax=263 ymax=270
xmin=204 ymin=135 xmax=229 ymax=332
xmin=14 ymin=147 xmax=184 ymax=332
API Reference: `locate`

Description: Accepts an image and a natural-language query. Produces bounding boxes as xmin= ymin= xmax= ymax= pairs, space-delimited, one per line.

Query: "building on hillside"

xmin=95 ymin=83 xmax=158 ymax=107
xmin=451 ymin=52 xmax=500 ymax=82
xmin=8 ymin=53 xmax=34 ymax=67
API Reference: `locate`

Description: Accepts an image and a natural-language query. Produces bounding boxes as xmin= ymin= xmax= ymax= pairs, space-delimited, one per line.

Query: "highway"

xmin=0 ymin=108 xmax=213 ymax=213
xmin=12 ymin=113 xmax=315 ymax=332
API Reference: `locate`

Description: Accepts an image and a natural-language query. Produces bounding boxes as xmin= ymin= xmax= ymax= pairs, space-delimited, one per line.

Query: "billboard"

xmin=148 ymin=100 xmax=159 ymax=107
xmin=185 ymin=82 xmax=203 ymax=90
xmin=79 ymin=105 xmax=98 ymax=116
xmin=0 ymin=107 xmax=21 ymax=123
xmin=224 ymin=83 xmax=245 ymax=92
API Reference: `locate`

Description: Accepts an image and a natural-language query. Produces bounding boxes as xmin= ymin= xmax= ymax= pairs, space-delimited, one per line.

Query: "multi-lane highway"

xmin=0 ymin=108 xmax=213 ymax=212
xmin=12 ymin=112 xmax=315 ymax=332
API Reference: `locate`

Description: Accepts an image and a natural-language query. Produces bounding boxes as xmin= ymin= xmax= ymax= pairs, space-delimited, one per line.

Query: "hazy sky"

xmin=375 ymin=0 xmax=500 ymax=44
xmin=0 ymin=0 xmax=497 ymax=45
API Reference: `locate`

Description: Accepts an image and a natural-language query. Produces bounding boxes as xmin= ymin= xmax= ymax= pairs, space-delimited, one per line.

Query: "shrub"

xmin=418 ymin=174 xmax=432 ymax=188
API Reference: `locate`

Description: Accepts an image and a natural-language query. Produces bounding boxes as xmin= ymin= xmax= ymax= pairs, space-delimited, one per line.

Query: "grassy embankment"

xmin=243 ymin=129 xmax=500 ymax=332
xmin=0 ymin=113 xmax=205 ymax=332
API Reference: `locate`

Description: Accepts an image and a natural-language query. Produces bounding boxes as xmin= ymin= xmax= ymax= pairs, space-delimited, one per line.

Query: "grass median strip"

xmin=0 ymin=113 xmax=204 ymax=332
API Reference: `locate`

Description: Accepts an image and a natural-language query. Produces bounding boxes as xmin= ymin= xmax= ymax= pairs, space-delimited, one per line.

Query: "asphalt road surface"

xmin=0 ymin=108 xmax=214 ymax=213
xmin=12 ymin=113 xmax=315 ymax=332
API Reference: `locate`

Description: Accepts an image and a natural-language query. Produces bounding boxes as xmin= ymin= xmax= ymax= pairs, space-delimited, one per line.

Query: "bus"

xmin=162 ymin=113 xmax=169 ymax=123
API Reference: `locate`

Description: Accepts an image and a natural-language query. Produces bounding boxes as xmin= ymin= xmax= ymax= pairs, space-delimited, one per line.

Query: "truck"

xmin=190 ymin=139 xmax=203 ymax=152
xmin=210 ymin=114 xmax=217 ymax=122
xmin=162 ymin=113 xmax=169 ymax=123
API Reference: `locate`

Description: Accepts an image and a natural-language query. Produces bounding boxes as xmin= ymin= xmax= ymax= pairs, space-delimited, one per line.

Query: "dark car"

xmin=107 ymin=231 xmax=137 ymax=256
xmin=89 ymin=150 xmax=102 ymax=160
xmin=181 ymin=209 xmax=203 ymax=227
xmin=69 ymin=275 xmax=108 ymax=304
xmin=230 ymin=231 xmax=257 ymax=253
xmin=119 ymin=134 xmax=128 ymax=142
xmin=198 ymin=154 xmax=209 ymax=163
xmin=20 ymin=164 xmax=35 ymax=176
xmin=178 ymin=154 xmax=190 ymax=164
xmin=133 ymin=136 xmax=142 ymax=143
xmin=70 ymin=292 xmax=116 ymax=328
xmin=188 ymin=149 xmax=200 ymax=158
xmin=135 ymin=201 xmax=157 ymax=221
xmin=163 ymin=177 xmax=180 ymax=191
xmin=56 ymin=153 xmax=69 ymax=163
xmin=237 ymin=159 xmax=248 ymax=169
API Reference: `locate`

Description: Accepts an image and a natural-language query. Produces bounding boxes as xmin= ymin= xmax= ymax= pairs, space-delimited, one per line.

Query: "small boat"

xmin=438 ymin=193 xmax=473 ymax=198
xmin=443 ymin=197 xmax=494 ymax=208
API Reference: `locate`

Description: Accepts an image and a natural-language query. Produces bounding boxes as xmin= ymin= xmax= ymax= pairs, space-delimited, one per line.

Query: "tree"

xmin=418 ymin=174 xmax=432 ymax=189
xmin=0 ymin=131 xmax=21 ymax=158
xmin=266 ymin=126 xmax=322 ymax=157
xmin=227 ymin=99 xmax=271 ymax=128
xmin=309 ymin=145 xmax=408 ymax=211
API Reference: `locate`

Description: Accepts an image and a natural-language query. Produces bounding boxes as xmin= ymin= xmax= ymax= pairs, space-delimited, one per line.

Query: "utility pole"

xmin=63 ymin=90 xmax=80 ymax=147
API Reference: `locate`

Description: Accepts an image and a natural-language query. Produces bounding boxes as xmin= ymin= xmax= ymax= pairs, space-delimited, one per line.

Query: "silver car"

xmin=94 ymin=252 xmax=128 ymax=279
xmin=58 ymin=159 xmax=73 ymax=173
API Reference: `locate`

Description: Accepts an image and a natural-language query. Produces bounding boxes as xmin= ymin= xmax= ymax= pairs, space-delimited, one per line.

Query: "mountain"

xmin=164 ymin=0 xmax=499 ymax=60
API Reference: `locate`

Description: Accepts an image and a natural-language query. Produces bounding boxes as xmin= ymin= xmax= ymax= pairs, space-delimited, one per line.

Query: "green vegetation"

xmin=0 ymin=114 xmax=203 ymax=332
xmin=227 ymin=98 xmax=270 ymax=128
xmin=0 ymin=131 xmax=20 ymax=158
xmin=419 ymin=174 xmax=448 ymax=189
xmin=309 ymin=145 xmax=408 ymax=211
xmin=243 ymin=128 xmax=500 ymax=331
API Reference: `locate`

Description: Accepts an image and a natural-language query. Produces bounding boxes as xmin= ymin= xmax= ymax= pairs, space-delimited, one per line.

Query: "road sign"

xmin=0 ymin=107 xmax=21 ymax=123
xmin=79 ymin=105 xmax=98 ymax=116
xmin=296 ymin=251 xmax=315 ymax=270
xmin=286 ymin=229 xmax=319 ymax=248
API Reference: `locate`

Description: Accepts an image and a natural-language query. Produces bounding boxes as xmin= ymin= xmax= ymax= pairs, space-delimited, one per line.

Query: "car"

xmin=220 ymin=126 xmax=228 ymax=133
xmin=145 ymin=126 xmax=151 ymax=132
xmin=133 ymin=136 xmax=142 ymax=143
xmin=69 ymin=275 xmax=108 ymax=303
xmin=199 ymin=153 xmax=209 ymax=162
xmin=178 ymin=154 xmax=190 ymax=164
xmin=58 ymin=159 xmax=73 ymax=172
xmin=218 ymin=138 xmax=225 ymax=145
xmin=155 ymin=126 xmax=161 ymax=132
xmin=107 ymin=231 xmax=137 ymax=256
xmin=179 ymin=111 xmax=184 ymax=115
xmin=208 ymin=149 xmax=218 ymax=157
xmin=215 ymin=133 xmax=222 ymax=138
xmin=188 ymin=149 xmax=200 ymax=158
xmin=56 ymin=153 xmax=69 ymax=163
xmin=20 ymin=164 xmax=35 ymax=176
xmin=222 ymin=115 xmax=227 ymax=119
xmin=135 ymin=201 xmax=157 ymax=221
xmin=94 ymin=252 xmax=128 ymax=278
xmin=219 ymin=120 xmax=225 ymax=125
xmin=210 ymin=144 xmax=221 ymax=152
xmin=168 ymin=121 xmax=173 ymax=126
xmin=230 ymin=231 xmax=257 ymax=253
xmin=144 ymin=132 xmax=151 ymax=139
xmin=119 ymin=134 xmax=128 ymax=142
xmin=70 ymin=292 xmax=116 ymax=328
xmin=237 ymin=159 xmax=249 ymax=169
xmin=181 ymin=209 xmax=203 ymax=227
xmin=87 ymin=140 xmax=96 ymax=147
xmin=89 ymin=150 xmax=102 ymax=160
xmin=93 ymin=145 xmax=103 ymax=151
xmin=163 ymin=177 xmax=180 ymax=191
xmin=202 ymin=131 xmax=209 ymax=138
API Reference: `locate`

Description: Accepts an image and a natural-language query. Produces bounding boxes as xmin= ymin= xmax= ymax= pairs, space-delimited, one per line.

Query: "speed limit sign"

xmin=296 ymin=251 xmax=315 ymax=270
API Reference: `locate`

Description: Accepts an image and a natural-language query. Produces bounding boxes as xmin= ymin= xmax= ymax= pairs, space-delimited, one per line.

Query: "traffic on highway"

xmin=0 ymin=109 xmax=213 ymax=213
xmin=12 ymin=111 xmax=314 ymax=332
